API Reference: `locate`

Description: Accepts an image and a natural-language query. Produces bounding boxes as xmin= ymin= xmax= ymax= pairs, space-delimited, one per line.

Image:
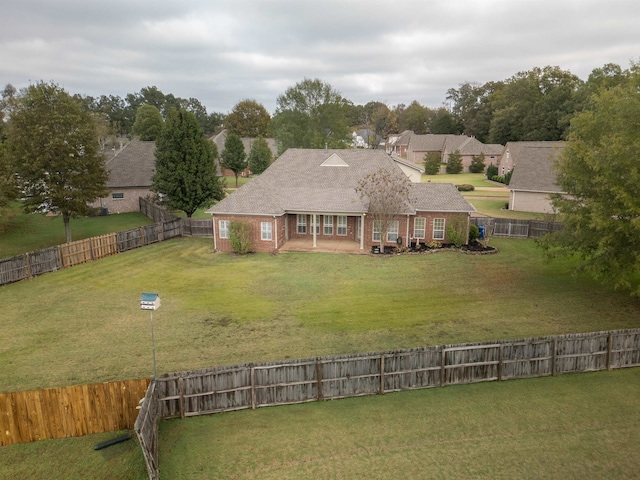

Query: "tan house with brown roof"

xmin=506 ymin=141 xmax=566 ymax=213
xmin=206 ymin=149 xmax=475 ymax=253
xmin=92 ymin=139 xmax=156 ymax=213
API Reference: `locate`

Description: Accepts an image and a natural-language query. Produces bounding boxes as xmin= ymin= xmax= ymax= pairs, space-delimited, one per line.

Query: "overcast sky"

xmin=1 ymin=0 xmax=638 ymax=115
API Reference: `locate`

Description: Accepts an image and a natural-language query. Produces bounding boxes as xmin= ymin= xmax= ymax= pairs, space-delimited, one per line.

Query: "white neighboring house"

xmin=506 ymin=141 xmax=566 ymax=214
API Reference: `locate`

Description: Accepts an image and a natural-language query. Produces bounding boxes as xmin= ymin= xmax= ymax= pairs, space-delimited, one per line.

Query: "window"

xmin=433 ymin=218 xmax=445 ymax=240
xmin=337 ymin=216 xmax=347 ymax=236
xmin=323 ymin=215 xmax=333 ymax=235
xmin=261 ymin=222 xmax=272 ymax=241
xmin=413 ymin=217 xmax=426 ymax=239
xmin=297 ymin=214 xmax=306 ymax=234
xmin=372 ymin=220 xmax=381 ymax=242
xmin=311 ymin=216 xmax=320 ymax=234
xmin=219 ymin=220 xmax=229 ymax=239
xmin=111 ymin=192 xmax=124 ymax=199
xmin=387 ymin=220 xmax=399 ymax=243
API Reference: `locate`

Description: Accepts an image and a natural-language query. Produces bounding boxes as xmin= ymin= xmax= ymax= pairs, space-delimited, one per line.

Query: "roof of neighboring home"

xmin=104 ymin=139 xmax=156 ymax=188
xmin=391 ymin=154 xmax=425 ymax=173
xmin=507 ymin=142 xmax=566 ymax=193
xmin=207 ymin=149 xmax=474 ymax=216
xmin=408 ymin=134 xmax=504 ymax=156
xmin=410 ymin=183 xmax=476 ymax=212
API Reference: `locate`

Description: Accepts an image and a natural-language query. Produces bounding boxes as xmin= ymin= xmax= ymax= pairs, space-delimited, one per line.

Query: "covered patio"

xmin=278 ymin=237 xmax=367 ymax=254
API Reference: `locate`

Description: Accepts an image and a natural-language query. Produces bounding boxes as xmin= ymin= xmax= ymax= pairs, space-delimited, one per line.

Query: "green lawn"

xmin=0 ymin=202 xmax=153 ymax=258
xmin=2 ymin=236 xmax=640 ymax=479
xmin=158 ymin=368 xmax=640 ymax=479
xmin=423 ymin=172 xmax=503 ymax=188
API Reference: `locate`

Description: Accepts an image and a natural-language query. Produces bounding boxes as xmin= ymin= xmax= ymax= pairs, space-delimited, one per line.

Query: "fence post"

xmin=250 ymin=368 xmax=256 ymax=410
xmin=316 ymin=360 xmax=323 ymax=401
xmin=607 ymin=334 xmax=613 ymax=371
xmin=552 ymin=338 xmax=557 ymax=376
xmin=380 ymin=355 xmax=385 ymax=395
xmin=440 ymin=348 xmax=446 ymax=387
xmin=25 ymin=252 xmax=32 ymax=279
xmin=178 ymin=377 xmax=185 ymax=419
xmin=498 ymin=344 xmax=503 ymax=381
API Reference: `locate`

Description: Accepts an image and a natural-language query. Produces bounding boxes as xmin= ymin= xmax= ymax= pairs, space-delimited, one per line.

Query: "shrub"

xmin=456 ymin=184 xmax=475 ymax=191
xmin=486 ymin=163 xmax=498 ymax=179
xmin=468 ymin=224 xmax=480 ymax=243
xmin=229 ymin=221 xmax=253 ymax=254
xmin=445 ymin=216 xmax=468 ymax=247
xmin=505 ymin=168 xmax=514 ymax=185
xmin=425 ymin=240 xmax=441 ymax=249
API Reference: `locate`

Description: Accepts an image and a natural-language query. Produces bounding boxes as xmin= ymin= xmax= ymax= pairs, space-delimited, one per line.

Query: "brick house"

xmin=206 ymin=149 xmax=476 ymax=253
xmin=210 ymin=129 xmax=278 ymax=176
xmin=92 ymin=139 xmax=156 ymax=213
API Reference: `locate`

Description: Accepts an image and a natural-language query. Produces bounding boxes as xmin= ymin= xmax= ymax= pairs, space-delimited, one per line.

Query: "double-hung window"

xmin=413 ymin=217 xmax=426 ymax=239
xmin=387 ymin=220 xmax=399 ymax=243
xmin=372 ymin=220 xmax=382 ymax=242
xmin=433 ymin=218 xmax=445 ymax=240
xmin=219 ymin=220 xmax=229 ymax=239
xmin=261 ymin=222 xmax=272 ymax=241
xmin=297 ymin=214 xmax=306 ymax=234
xmin=337 ymin=216 xmax=347 ymax=236
xmin=323 ymin=215 xmax=333 ymax=235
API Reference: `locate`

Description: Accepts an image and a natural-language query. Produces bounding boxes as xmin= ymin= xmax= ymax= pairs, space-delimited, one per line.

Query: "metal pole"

xmin=150 ymin=310 xmax=157 ymax=379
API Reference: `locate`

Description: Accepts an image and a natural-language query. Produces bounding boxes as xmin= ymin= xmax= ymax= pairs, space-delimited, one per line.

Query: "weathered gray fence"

xmin=134 ymin=381 xmax=159 ymax=480
xmin=471 ymin=217 xmax=563 ymax=239
xmin=155 ymin=328 xmax=640 ymax=420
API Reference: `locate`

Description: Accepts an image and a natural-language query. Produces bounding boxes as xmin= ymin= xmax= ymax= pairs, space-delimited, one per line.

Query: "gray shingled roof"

xmin=508 ymin=142 xmax=566 ymax=193
xmin=207 ymin=149 xmax=475 ymax=216
xmin=104 ymin=139 xmax=156 ymax=188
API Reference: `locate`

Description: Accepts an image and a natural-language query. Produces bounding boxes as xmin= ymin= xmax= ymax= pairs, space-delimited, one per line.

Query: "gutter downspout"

xmin=406 ymin=214 xmax=410 ymax=248
xmin=360 ymin=213 xmax=365 ymax=250
xmin=313 ymin=213 xmax=317 ymax=248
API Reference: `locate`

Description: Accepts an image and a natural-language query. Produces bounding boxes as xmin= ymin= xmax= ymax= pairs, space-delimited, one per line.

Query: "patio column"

xmin=313 ymin=213 xmax=317 ymax=248
xmin=360 ymin=213 xmax=365 ymax=250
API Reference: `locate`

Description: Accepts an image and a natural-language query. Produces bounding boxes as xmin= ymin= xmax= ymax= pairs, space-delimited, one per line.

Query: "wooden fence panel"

xmin=555 ymin=333 xmax=609 ymax=374
xmin=443 ymin=344 xmax=501 ymax=385
xmin=611 ymin=332 xmax=640 ymax=368
xmin=27 ymin=247 xmax=60 ymax=277
xmin=321 ymin=354 xmax=382 ymax=399
xmin=59 ymin=239 xmax=93 ymax=268
xmin=163 ymin=218 xmax=182 ymax=240
xmin=142 ymin=224 xmax=162 ymax=245
xmin=0 ymin=254 xmax=28 ymax=285
xmin=470 ymin=217 xmax=563 ymax=239
xmin=135 ymin=381 xmax=159 ymax=480
xmin=0 ymin=379 xmax=150 ymax=446
xmin=501 ymin=340 xmax=553 ymax=379
xmin=117 ymin=228 xmax=144 ymax=252
xmin=383 ymin=348 xmax=441 ymax=392
xmin=254 ymin=361 xmax=317 ymax=407
xmin=90 ymin=233 xmax=118 ymax=259
xmin=181 ymin=218 xmax=213 ymax=237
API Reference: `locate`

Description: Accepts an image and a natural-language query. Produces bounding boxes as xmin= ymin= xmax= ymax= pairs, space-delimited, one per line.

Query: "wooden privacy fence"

xmin=134 ymin=381 xmax=159 ymax=480
xmin=471 ymin=217 xmax=563 ymax=239
xmin=0 ymin=378 xmax=150 ymax=447
xmin=155 ymin=329 xmax=640 ymax=419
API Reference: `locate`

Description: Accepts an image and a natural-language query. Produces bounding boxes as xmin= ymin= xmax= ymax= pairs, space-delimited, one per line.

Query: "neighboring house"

xmin=391 ymin=154 xmax=425 ymax=183
xmin=92 ymin=138 xmax=156 ymax=213
xmin=386 ymin=130 xmax=413 ymax=157
xmin=506 ymin=141 xmax=566 ymax=214
xmin=210 ymin=130 xmax=278 ymax=176
xmin=206 ymin=149 xmax=475 ymax=253
xmin=404 ymin=133 xmax=503 ymax=172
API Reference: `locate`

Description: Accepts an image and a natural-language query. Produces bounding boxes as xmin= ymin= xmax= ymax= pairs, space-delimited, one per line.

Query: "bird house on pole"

xmin=140 ymin=292 xmax=160 ymax=310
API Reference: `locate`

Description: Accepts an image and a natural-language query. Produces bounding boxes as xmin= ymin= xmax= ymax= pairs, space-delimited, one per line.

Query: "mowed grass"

xmin=2 ymin=237 xmax=639 ymax=393
xmin=0 ymin=202 xmax=153 ymax=258
xmin=422 ymin=172 xmax=502 ymax=188
xmin=158 ymin=368 xmax=640 ymax=479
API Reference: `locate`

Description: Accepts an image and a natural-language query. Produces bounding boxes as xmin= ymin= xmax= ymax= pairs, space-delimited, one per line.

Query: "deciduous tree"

xmin=539 ymin=65 xmax=640 ymax=295
xmin=356 ymin=168 xmax=411 ymax=250
xmin=132 ymin=104 xmax=163 ymax=141
xmin=153 ymin=108 xmax=225 ymax=217
xmin=272 ymin=78 xmax=352 ymax=153
xmin=221 ymin=133 xmax=247 ymax=187
xmin=225 ymin=100 xmax=271 ymax=138
xmin=7 ymin=82 xmax=108 ymax=243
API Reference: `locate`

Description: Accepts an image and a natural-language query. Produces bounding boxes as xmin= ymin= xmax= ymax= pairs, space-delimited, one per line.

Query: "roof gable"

xmin=104 ymin=139 xmax=156 ymax=188
xmin=321 ymin=153 xmax=349 ymax=167
xmin=507 ymin=142 xmax=566 ymax=193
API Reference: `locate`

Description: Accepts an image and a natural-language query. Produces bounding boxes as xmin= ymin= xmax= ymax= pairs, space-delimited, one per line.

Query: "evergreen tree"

xmin=153 ymin=108 xmax=225 ymax=217
xmin=221 ymin=133 xmax=247 ymax=187
xmin=469 ymin=153 xmax=486 ymax=173
xmin=247 ymin=137 xmax=273 ymax=174
xmin=424 ymin=151 xmax=441 ymax=175
xmin=445 ymin=150 xmax=463 ymax=174
xmin=132 ymin=104 xmax=164 ymax=141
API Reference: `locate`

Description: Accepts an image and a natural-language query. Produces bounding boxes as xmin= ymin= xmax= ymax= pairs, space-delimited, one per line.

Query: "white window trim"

xmin=386 ymin=220 xmax=399 ymax=243
xmin=337 ymin=215 xmax=347 ymax=236
xmin=219 ymin=220 xmax=229 ymax=239
xmin=413 ymin=217 xmax=426 ymax=239
xmin=372 ymin=220 xmax=381 ymax=242
xmin=433 ymin=218 xmax=445 ymax=240
xmin=323 ymin=215 xmax=333 ymax=235
xmin=261 ymin=222 xmax=272 ymax=241
xmin=297 ymin=214 xmax=306 ymax=234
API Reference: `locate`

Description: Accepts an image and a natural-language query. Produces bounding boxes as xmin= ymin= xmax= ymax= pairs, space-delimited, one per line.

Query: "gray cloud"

xmin=1 ymin=0 xmax=638 ymax=114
